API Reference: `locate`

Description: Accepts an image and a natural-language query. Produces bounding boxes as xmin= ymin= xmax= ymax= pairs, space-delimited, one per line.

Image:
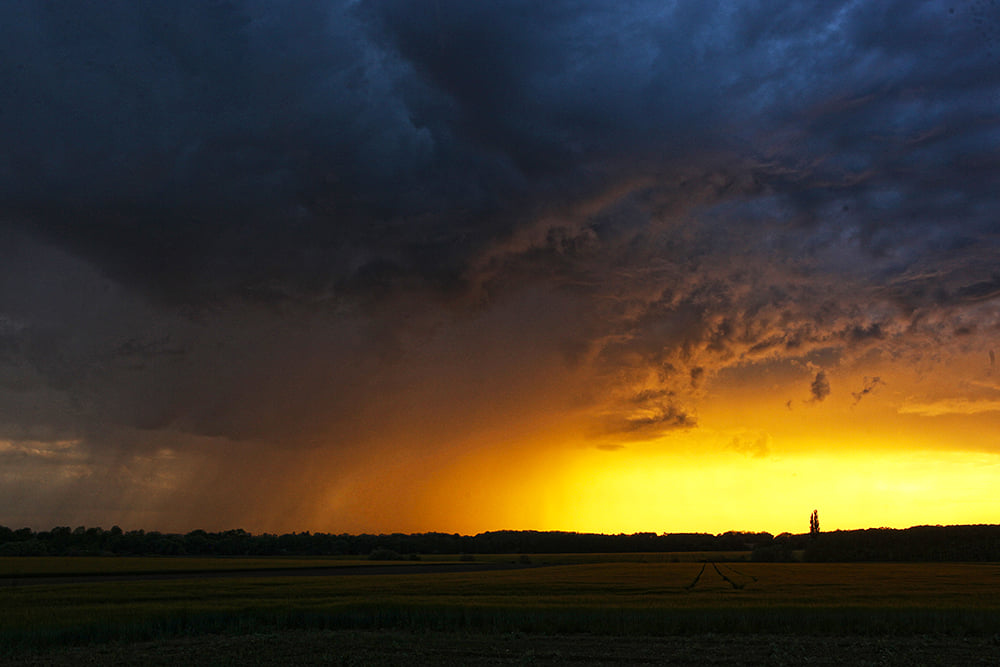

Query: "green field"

xmin=3 ymin=557 xmax=1000 ymax=661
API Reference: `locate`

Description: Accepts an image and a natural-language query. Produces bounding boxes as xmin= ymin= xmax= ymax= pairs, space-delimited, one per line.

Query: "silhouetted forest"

xmin=2 ymin=524 xmax=1000 ymax=561
xmin=0 ymin=526 xmax=769 ymax=557
xmin=752 ymin=525 xmax=1000 ymax=562
xmin=799 ymin=525 xmax=1000 ymax=562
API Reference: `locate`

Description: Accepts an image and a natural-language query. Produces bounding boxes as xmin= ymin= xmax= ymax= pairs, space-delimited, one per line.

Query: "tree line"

xmin=2 ymin=524 xmax=999 ymax=560
xmin=800 ymin=525 xmax=1000 ymax=562
xmin=0 ymin=525 xmax=770 ymax=557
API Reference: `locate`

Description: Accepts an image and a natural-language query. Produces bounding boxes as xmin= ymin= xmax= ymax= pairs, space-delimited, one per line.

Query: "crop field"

xmin=0 ymin=551 xmax=750 ymax=577
xmin=3 ymin=557 xmax=1000 ymax=664
xmin=0 ymin=556 xmax=386 ymax=578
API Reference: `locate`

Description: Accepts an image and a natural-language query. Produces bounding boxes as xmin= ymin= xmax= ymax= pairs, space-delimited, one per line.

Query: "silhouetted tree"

xmin=809 ymin=509 xmax=820 ymax=537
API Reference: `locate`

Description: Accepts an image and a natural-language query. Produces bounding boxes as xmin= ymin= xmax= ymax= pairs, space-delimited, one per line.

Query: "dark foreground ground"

xmin=5 ymin=629 xmax=1000 ymax=666
xmin=0 ymin=561 xmax=523 ymax=587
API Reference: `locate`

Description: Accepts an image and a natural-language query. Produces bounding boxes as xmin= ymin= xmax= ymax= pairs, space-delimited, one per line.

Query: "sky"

xmin=1 ymin=0 xmax=999 ymax=536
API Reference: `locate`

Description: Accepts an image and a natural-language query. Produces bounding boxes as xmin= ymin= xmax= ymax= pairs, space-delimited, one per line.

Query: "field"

xmin=0 ymin=556 xmax=381 ymax=578
xmin=0 ymin=551 xmax=747 ymax=578
xmin=3 ymin=555 xmax=1000 ymax=664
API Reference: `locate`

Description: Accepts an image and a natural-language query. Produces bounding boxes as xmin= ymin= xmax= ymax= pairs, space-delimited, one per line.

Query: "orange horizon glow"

xmin=292 ymin=417 xmax=1000 ymax=539
xmin=285 ymin=350 xmax=1000 ymax=539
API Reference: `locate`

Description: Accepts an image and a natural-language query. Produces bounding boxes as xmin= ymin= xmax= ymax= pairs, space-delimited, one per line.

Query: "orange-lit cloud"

xmin=898 ymin=399 xmax=1000 ymax=417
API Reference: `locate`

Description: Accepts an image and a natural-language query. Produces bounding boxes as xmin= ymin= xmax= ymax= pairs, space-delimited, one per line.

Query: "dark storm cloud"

xmin=2 ymin=0 xmax=997 ymax=305
xmin=1 ymin=1 xmax=1000 ymax=527
xmin=0 ymin=1 xmax=464 ymax=301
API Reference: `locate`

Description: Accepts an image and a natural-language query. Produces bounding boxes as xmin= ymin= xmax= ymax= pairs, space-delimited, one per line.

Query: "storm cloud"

xmin=1 ymin=1 xmax=998 ymax=531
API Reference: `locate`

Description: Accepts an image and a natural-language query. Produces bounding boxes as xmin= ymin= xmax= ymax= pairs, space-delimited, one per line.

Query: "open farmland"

xmin=0 ymin=551 xmax=748 ymax=578
xmin=0 ymin=556 xmax=392 ymax=578
xmin=3 ymin=557 xmax=1000 ymax=663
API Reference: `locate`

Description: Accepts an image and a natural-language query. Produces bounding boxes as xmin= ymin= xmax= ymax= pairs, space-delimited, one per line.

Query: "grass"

xmin=3 ymin=560 xmax=1000 ymax=655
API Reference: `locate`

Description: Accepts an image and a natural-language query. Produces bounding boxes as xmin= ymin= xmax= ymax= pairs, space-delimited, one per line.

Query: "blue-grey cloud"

xmin=1 ymin=1 xmax=994 ymax=306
